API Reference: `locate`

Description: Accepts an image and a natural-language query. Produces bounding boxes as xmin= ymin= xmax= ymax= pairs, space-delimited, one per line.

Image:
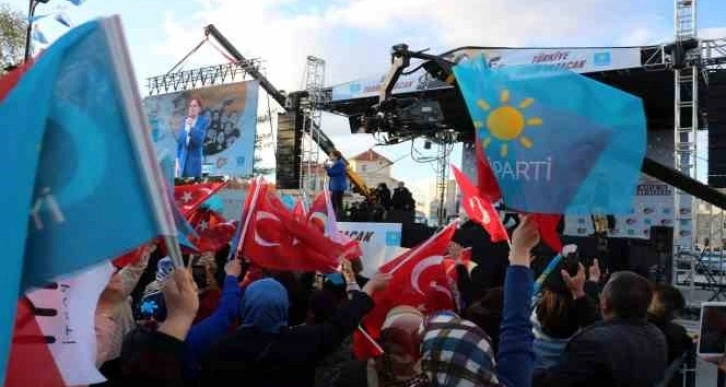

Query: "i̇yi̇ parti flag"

xmin=451 ymin=164 xmax=508 ymax=243
xmin=16 ymin=262 xmax=114 ymax=386
xmin=453 ymin=56 xmax=646 ymax=215
xmin=0 ymin=17 xmax=176 ymax=383
xmin=31 ymin=26 xmax=48 ymax=44
xmin=54 ymin=12 xmax=73 ymax=28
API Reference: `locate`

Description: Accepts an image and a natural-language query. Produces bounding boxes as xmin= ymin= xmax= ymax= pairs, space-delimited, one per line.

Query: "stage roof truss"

xmin=146 ymin=60 xmax=264 ymax=96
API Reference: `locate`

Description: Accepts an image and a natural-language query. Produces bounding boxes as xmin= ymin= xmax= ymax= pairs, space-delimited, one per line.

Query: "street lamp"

xmin=23 ymin=0 xmax=51 ymax=62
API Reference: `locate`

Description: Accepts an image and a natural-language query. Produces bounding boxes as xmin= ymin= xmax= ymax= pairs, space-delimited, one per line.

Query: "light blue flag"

xmin=31 ymin=26 xmax=48 ymax=44
xmin=0 ymin=16 xmax=176 ymax=383
xmin=55 ymin=12 xmax=73 ymax=27
xmin=28 ymin=14 xmax=49 ymax=23
xmin=453 ymin=56 xmax=647 ymax=215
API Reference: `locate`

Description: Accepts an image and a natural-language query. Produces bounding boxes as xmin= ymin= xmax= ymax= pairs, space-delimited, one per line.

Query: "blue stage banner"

xmin=144 ymin=81 xmax=259 ymax=179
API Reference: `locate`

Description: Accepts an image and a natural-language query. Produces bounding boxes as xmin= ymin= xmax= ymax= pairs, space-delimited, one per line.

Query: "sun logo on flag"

xmin=474 ymin=89 xmax=543 ymax=157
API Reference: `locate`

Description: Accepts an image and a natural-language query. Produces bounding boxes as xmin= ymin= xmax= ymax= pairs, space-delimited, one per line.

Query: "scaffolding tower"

xmin=672 ymin=0 xmax=700 ymax=296
xmin=300 ymin=56 xmax=326 ymax=198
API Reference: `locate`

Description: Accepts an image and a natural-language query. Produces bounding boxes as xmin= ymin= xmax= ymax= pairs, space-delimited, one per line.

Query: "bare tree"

xmin=0 ymin=4 xmax=26 ymax=72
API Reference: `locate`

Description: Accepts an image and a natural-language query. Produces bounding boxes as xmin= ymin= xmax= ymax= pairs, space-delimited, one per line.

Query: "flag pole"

xmin=357 ymin=325 xmax=385 ymax=355
xmin=103 ymin=16 xmax=184 ymax=268
xmin=230 ymin=176 xmax=263 ymax=261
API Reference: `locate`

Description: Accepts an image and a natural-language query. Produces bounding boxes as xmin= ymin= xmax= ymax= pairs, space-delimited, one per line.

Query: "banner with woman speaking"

xmin=143 ymin=81 xmax=259 ymax=179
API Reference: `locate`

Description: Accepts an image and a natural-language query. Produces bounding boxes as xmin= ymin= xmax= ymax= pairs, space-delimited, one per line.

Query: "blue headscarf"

xmin=240 ymin=278 xmax=289 ymax=334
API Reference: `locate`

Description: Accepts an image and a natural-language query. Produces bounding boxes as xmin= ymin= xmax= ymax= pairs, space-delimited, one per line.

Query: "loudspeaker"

xmin=275 ymin=111 xmax=302 ymax=189
xmin=706 ymin=69 xmax=726 ymax=188
xmin=275 ymin=95 xmax=303 ymax=189
xmin=650 ymin=226 xmax=674 ymax=283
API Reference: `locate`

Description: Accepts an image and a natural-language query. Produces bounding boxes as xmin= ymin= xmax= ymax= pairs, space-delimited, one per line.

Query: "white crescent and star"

xmin=254 ymin=211 xmax=282 ymax=247
xmin=181 ymin=191 xmax=193 ymax=203
xmin=309 ymin=212 xmax=328 ymax=233
xmin=469 ymin=197 xmax=491 ymax=224
xmin=410 ymin=255 xmax=444 ymax=296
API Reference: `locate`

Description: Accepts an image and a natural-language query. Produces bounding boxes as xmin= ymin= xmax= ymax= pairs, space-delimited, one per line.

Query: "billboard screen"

xmin=144 ymin=81 xmax=259 ymax=178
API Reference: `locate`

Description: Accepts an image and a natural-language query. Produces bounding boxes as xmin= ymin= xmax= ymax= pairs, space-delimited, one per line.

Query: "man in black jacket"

xmin=534 ymin=271 xmax=667 ymax=387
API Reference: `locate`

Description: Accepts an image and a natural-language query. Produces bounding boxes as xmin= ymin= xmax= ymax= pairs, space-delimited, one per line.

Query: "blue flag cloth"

xmin=0 ymin=17 xmax=176 ymax=383
xmin=55 ymin=12 xmax=74 ymax=27
xmin=66 ymin=0 xmax=86 ymax=5
xmin=31 ymin=27 xmax=48 ymax=44
xmin=453 ymin=57 xmax=646 ymax=215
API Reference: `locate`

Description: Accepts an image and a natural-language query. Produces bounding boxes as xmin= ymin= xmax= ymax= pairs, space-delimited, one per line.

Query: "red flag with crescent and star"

xmin=307 ymin=192 xmax=328 ymax=234
xmin=353 ymin=222 xmax=457 ymax=359
xmin=292 ymin=198 xmax=307 ymax=222
xmin=241 ymin=183 xmax=345 ymax=272
xmin=307 ymin=190 xmax=363 ymax=260
xmin=174 ymin=182 xmax=226 ymax=216
xmin=186 ymin=208 xmax=235 ymax=253
xmin=451 ymin=165 xmax=508 ymax=243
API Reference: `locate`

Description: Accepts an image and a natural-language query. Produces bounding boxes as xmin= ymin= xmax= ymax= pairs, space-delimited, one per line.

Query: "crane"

xmin=203 ymin=24 xmax=373 ymax=198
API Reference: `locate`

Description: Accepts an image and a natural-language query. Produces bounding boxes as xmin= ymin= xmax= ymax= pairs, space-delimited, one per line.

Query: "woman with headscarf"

xmin=200 ymin=273 xmax=388 ymax=387
xmin=420 ymin=216 xmax=541 ymax=387
xmin=335 ymin=306 xmax=428 ymax=387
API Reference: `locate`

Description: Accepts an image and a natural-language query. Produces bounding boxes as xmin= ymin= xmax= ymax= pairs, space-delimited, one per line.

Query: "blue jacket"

xmin=497 ymin=265 xmax=535 ymax=387
xmin=177 ymin=114 xmax=210 ymax=178
xmin=326 ymin=159 xmax=347 ymax=192
xmin=185 ymin=275 xmax=240 ymax=376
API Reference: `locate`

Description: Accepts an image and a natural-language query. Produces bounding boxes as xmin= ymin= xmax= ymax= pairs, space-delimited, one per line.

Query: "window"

xmin=361 ymin=165 xmax=367 ymax=172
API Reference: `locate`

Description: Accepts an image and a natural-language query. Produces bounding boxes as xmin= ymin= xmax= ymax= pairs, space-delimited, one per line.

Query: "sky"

xmin=5 ymin=0 xmax=726 ymax=200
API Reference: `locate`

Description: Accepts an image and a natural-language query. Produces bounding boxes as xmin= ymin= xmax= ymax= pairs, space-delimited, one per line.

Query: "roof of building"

xmin=349 ymin=149 xmax=393 ymax=165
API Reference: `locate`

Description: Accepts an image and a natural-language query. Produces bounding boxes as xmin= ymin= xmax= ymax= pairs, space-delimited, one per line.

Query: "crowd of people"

xmin=346 ymin=182 xmax=417 ymax=223
xmin=88 ymin=215 xmax=696 ymax=387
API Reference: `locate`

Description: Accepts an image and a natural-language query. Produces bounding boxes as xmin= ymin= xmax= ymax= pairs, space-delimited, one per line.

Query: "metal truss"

xmin=146 ymin=60 xmax=264 ymax=96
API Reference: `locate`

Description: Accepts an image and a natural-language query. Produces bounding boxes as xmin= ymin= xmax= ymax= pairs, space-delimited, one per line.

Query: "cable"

xmin=166 ymin=37 xmax=208 ymax=75
xmin=267 ymin=92 xmax=277 ymax=160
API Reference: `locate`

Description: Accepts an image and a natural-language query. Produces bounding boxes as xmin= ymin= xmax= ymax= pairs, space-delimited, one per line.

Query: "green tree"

xmin=0 ymin=4 xmax=26 ymax=72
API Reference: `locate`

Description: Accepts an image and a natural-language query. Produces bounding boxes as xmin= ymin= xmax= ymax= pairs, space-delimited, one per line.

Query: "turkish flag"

xmin=174 ymin=182 xmax=226 ymax=216
xmin=443 ymin=247 xmax=472 ymax=283
xmin=307 ymin=190 xmax=362 ymax=260
xmin=307 ymin=192 xmax=328 ymax=234
xmin=531 ymin=213 xmax=563 ymax=253
xmin=241 ymin=183 xmax=344 ymax=272
xmin=111 ymin=242 xmax=153 ymax=269
xmin=6 ymin=298 xmax=64 ymax=387
xmin=353 ymin=222 xmax=457 ymax=359
xmin=451 ymin=165 xmax=508 ymax=243
xmin=292 ymin=198 xmax=307 ymax=221
xmin=475 ymin=139 xmax=502 ymax=202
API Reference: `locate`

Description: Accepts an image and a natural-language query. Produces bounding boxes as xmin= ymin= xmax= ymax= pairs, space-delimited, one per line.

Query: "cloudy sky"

xmin=6 ymin=0 xmax=725 ymax=200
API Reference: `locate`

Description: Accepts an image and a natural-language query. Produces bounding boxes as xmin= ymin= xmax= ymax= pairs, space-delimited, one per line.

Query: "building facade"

xmin=348 ymin=149 xmax=400 ymax=194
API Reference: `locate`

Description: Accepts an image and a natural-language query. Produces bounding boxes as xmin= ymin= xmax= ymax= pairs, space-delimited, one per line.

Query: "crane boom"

xmin=204 ymin=24 xmax=372 ymax=198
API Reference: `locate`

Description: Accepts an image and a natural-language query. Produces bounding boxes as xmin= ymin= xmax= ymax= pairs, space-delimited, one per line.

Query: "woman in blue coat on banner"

xmin=177 ymin=97 xmax=210 ymax=178
xmin=325 ymin=150 xmax=347 ymax=218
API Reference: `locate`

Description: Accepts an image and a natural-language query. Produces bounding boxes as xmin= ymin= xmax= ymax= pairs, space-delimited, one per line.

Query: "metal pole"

xmin=23 ymin=0 xmax=37 ymax=62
